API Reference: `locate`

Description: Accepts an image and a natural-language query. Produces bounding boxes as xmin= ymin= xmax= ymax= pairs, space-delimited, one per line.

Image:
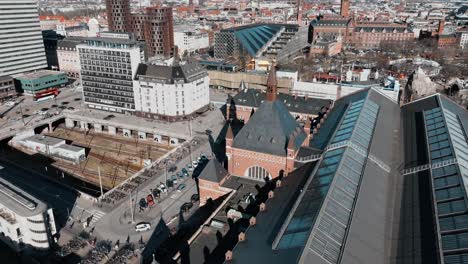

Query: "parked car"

xmin=152 ymin=189 xmax=161 ymax=198
xmin=191 ymin=194 xmax=200 ymax=203
xmin=146 ymin=194 xmax=155 ymax=206
xmin=139 ymin=198 xmax=147 ymax=208
xmin=135 ymin=222 xmax=151 ymax=232
xmin=168 ymin=165 xmax=177 ymax=172
xmin=192 ymin=160 xmax=198 ymax=167
xmin=158 ymin=183 xmax=167 ymax=193
xmin=177 ymin=172 xmax=184 ymax=178
xmin=177 ymin=184 xmax=186 ymax=192
xmin=182 ymin=168 xmax=189 ymax=176
xmin=187 ymin=164 xmax=194 ymax=171
xmin=181 ymin=202 xmax=193 ymax=212
xmin=200 ymin=154 xmax=207 ymax=161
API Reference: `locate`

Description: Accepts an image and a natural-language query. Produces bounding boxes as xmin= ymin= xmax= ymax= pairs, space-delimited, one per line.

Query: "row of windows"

xmin=79 ymin=49 xmax=131 ymax=58
xmin=29 ymin=228 xmax=47 ymax=234
xmin=26 ymin=218 xmax=44 ymax=224
xmin=83 ymin=81 xmax=132 ymax=92
xmin=82 ymin=75 xmax=132 ymax=86
xmin=84 ymin=87 xmax=133 ymax=98
xmin=31 ymin=238 xmax=48 ymax=244
xmin=82 ymin=65 xmax=131 ymax=75
xmin=84 ymin=92 xmax=134 ymax=103
xmin=85 ymin=97 xmax=133 ymax=109
xmin=82 ymin=71 xmax=132 ymax=81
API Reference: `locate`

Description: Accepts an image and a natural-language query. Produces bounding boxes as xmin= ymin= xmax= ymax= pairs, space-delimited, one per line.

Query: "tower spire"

xmin=266 ymin=62 xmax=277 ymax=102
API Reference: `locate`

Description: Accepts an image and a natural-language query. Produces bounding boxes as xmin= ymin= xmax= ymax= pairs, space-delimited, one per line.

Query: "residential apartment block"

xmin=106 ymin=2 xmax=174 ymax=58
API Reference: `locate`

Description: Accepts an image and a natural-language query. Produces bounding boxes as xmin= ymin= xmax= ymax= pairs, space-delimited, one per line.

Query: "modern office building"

xmin=15 ymin=70 xmax=68 ymax=95
xmin=77 ymin=32 xmax=145 ymax=113
xmin=133 ymin=61 xmax=210 ymax=120
xmin=57 ymin=37 xmax=86 ymax=79
xmin=0 ymin=0 xmax=48 ymax=77
xmin=0 ymin=177 xmax=57 ymax=252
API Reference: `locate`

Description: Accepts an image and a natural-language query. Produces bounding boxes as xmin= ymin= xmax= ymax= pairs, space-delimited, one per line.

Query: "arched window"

xmin=245 ymin=166 xmax=271 ymax=180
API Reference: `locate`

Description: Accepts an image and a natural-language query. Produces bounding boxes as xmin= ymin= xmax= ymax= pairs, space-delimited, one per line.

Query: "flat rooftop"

xmin=15 ymin=70 xmax=64 ymax=81
xmin=56 ymin=144 xmax=85 ymax=153
xmin=0 ymin=177 xmax=47 ymax=217
xmin=24 ymin=135 xmax=65 ymax=146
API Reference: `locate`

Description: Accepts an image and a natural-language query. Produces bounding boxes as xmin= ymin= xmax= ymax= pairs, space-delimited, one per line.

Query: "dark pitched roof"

xmin=233 ymin=100 xmax=307 ymax=156
xmin=135 ymin=62 xmax=207 ymax=84
xmin=198 ymin=159 xmax=228 ymax=183
xmin=231 ymin=89 xmax=330 ymax=116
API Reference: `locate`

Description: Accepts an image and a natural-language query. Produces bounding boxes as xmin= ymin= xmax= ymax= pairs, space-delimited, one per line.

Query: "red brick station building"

xmin=198 ymin=66 xmax=331 ymax=205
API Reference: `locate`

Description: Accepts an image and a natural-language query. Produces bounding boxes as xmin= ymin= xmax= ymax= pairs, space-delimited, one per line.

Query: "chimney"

xmin=249 ymin=216 xmax=256 ymax=226
xmin=266 ymin=62 xmax=278 ymax=102
xmin=260 ymin=202 xmax=266 ymax=211
xmin=268 ymin=190 xmax=274 ymax=199
xmin=238 ymin=232 xmax=246 ymax=242
xmin=225 ymin=250 xmax=233 ymax=261
xmin=276 ymin=179 xmax=282 ymax=188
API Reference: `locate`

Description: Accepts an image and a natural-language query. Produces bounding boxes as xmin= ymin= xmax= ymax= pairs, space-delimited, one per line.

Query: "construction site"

xmin=42 ymin=125 xmax=175 ymax=190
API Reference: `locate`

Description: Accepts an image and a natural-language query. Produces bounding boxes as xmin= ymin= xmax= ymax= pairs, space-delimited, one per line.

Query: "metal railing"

xmin=295 ymin=153 xmax=322 ymax=162
xmin=401 ymin=158 xmax=459 ymax=176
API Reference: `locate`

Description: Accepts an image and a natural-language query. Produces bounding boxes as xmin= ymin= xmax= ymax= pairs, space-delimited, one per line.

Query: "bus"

xmin=33 ymin=88 xmax=59 ymax=101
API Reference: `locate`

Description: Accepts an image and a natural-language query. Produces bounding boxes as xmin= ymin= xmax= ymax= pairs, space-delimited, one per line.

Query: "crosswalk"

xmin=89 ymin=209 xmax=106 ymax=225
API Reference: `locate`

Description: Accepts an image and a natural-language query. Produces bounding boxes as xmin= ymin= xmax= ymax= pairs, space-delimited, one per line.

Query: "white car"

xmin=158 ymin=184 xmax=168 ymax=193
xmin=135 ymin=222 xmax=151 ymax=232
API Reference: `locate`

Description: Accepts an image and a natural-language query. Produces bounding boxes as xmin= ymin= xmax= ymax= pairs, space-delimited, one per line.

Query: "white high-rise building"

xmin=0 ymin=0 xmax=47 ymax=77
xmin=77 ymin=32 xmax=145 ymax=113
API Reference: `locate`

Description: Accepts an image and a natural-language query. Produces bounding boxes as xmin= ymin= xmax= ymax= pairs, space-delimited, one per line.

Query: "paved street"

xmin=92 ymin=109 xmax=225 ymax=243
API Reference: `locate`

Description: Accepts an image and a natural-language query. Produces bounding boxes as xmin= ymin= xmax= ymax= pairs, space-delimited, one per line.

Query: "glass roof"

xmin=234 ymin=25 xmax=282 ymax=56
xmin=276 ymin=97 xmax=381 ymax=264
